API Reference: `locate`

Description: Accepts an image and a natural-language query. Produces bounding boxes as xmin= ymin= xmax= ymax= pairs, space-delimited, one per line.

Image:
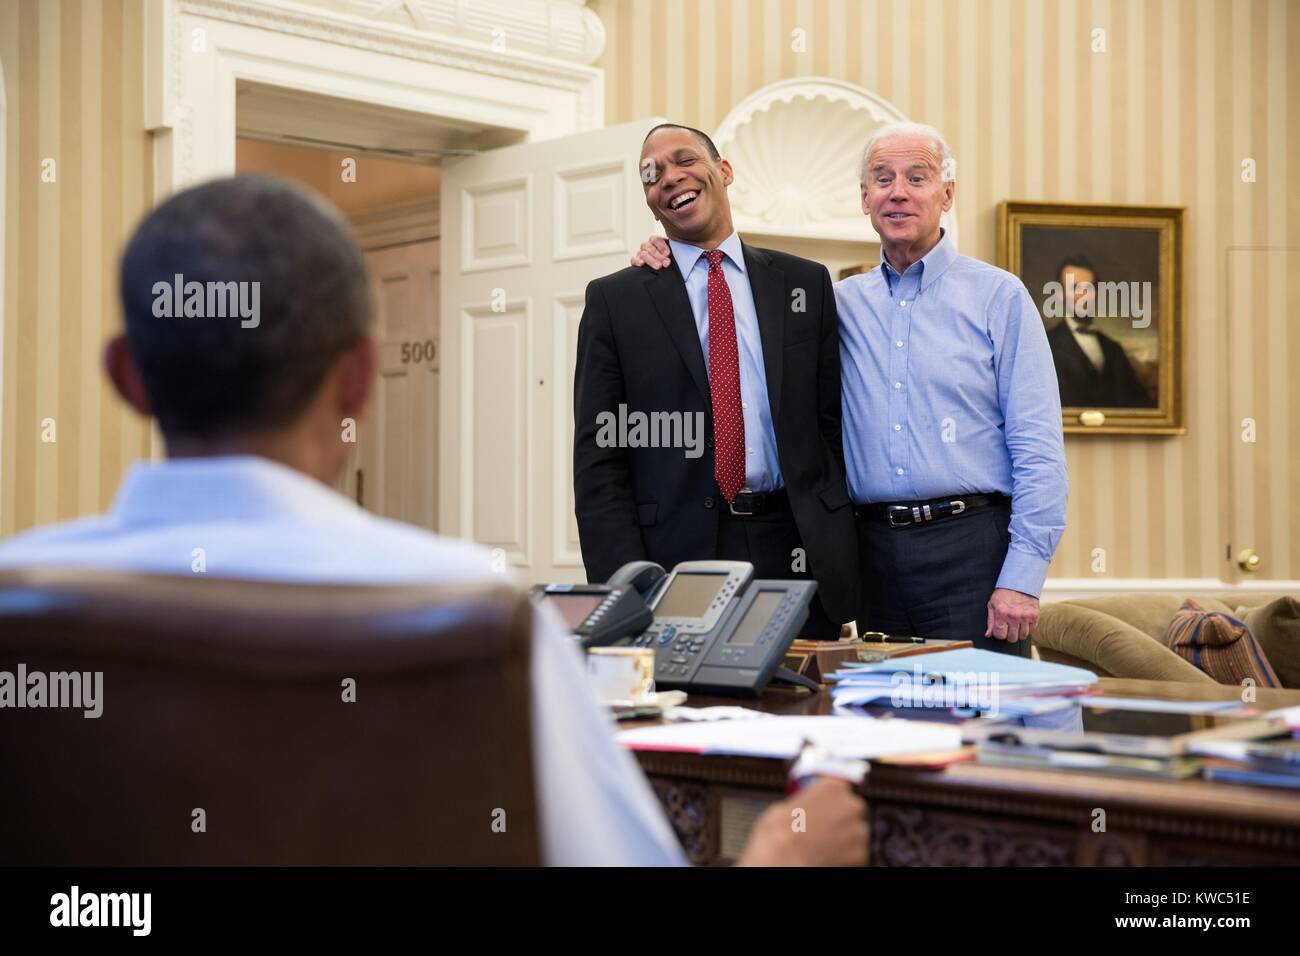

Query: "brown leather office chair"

xmin=0 ymin=568 xmax=540 ymax=865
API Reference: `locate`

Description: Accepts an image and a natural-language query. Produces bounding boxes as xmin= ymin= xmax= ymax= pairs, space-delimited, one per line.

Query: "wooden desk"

xmin=627 ymin=679 xmax=1300 ymax=866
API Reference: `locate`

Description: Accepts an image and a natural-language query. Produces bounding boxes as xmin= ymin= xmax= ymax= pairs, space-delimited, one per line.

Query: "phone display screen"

xmin=542 ymin=593 xmax=604 ymax=630
xmin=654 ymin=572 xmax=727 ymax=619
xmin=727 ymin=590 xmax=783 ymax=645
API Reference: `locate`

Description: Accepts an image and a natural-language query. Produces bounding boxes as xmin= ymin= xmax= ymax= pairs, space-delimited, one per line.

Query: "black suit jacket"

xmin=1046 ymin=320 xmax=1154 ymax=409
xmin=573 ymin=243 xmax=859 ymax=624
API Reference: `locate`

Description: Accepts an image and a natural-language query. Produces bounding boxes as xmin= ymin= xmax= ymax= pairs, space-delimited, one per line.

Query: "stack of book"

xmin=975 ymin=737 xmax=1202 ymax=779
xmin=971 ymin=701 xmax=1293 ymax=782
xmin=1192 ymin=739 xmax=1300 ymax=789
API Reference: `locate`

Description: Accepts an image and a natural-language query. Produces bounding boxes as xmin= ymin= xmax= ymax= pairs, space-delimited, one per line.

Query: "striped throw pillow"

xmin=1163 ymin=599 xmax=1281 ymax=688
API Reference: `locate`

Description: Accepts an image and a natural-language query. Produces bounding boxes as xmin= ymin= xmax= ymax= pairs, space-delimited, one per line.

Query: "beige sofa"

xmin=1036 ymin=592 xmax=1299 ymax=688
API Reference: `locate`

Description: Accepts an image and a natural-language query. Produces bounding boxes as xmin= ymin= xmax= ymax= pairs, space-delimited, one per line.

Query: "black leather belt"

xmin=723 ymin=488 xmax=789 ymax=517
xmin=854 ymin=493 xmax=1008 ymax=528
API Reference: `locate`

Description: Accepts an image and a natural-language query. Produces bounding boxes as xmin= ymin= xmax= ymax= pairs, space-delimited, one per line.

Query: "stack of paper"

xmin=827 ymin=648 xmax=1099 ymax=720
xmin=617 ymin=714 xmax=962 ymax=760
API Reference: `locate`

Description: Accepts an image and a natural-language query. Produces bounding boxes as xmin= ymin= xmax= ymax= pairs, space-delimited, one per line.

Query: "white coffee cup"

xmin=586 ymin=647 xmax=656 ymax=702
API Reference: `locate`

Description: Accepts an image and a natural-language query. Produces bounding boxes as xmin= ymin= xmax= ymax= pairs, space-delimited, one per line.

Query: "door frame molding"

xmin=144 ymin=0 xmax=604 ymax=196
xmin=140 ymin=0 xmax=606 ymax=505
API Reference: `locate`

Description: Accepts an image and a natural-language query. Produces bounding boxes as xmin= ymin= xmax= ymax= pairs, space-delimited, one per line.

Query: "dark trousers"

xmin=716 ymin=506 xmax=841 ymax=640
xmin=855 ymin=499 xmax=1031 ymax=656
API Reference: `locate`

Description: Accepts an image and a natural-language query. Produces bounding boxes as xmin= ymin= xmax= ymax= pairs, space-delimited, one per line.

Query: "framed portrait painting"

xmin=997 ymin=201 xmax=1185 ymax=435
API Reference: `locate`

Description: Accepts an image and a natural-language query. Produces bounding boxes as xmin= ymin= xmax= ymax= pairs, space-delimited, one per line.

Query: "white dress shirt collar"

xmin=668 ymin=230 xmax=746 ymax=281
xmin=108 ymin=455 xmax=363 ymax=527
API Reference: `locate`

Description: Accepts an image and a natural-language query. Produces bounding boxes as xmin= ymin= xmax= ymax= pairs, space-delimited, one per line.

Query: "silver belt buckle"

xmin=729 ymin=494 xmax=755 ymax=516
xmin=886 ymin=505 xmax=913 ymax=528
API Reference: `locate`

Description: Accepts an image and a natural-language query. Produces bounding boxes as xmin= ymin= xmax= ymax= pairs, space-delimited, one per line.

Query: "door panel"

xmin=440 ymin=119 xmax=663 ymax=584
xmin=346 ymin=239 xmax=440 ymax=531
xmin=1226 ymin=248 xmax=1297 ymax=584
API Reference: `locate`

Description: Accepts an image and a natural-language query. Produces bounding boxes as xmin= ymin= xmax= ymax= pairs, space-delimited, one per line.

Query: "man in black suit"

xmin=1046 ymin=258 xmax=1154 ymax=408
xmin=573 ymin=124 xmax=858 ymax=638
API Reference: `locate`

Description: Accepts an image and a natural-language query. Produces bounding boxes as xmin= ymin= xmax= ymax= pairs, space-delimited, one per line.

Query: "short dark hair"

xmin=642 ymin=123 xmax=721 ymax=161
xmin=1057 ymin=255 xmax=1098 ymax=284
xmin=118 ymin=175 xmax=372 ymax=440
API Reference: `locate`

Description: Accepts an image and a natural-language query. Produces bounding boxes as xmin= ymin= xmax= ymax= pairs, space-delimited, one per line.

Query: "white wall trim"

xmin=1043 ymin=578 xmax=1300 ymax=602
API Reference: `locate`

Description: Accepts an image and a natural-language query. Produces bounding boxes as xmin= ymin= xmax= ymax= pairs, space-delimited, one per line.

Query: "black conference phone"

xmin=610 ymin=560 xmax=818 ymax=696
xmin=531 ymin=560 xmax=818 ymax=696
xmin=528 ymin=578 xmax=654 ymax=649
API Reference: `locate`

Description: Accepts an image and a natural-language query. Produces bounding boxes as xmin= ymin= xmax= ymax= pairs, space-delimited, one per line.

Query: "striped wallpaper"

xmin=590 ymin=0 xmax=1299 ymax=583
xmin=0 ymin=0 xmax=1295 ymax=587
xmin=1 ymin=0 xmax=154 ymax=538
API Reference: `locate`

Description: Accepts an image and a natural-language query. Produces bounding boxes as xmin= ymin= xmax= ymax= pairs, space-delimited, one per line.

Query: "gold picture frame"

xmin=997 ymin=201 xmax=1185 ymax=435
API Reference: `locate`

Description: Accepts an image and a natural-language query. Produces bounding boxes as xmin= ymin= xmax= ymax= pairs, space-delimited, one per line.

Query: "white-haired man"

xmin=634 ymin=122 xmax=1067 ymax=654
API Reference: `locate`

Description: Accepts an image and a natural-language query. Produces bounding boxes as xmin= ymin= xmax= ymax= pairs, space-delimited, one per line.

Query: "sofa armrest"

xmin=1037 ymin=604 xmax=1216 ymax=684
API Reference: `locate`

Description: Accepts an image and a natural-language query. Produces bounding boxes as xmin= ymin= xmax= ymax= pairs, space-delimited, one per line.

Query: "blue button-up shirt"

xmin=669 ymin=231 xmax=782 ymax=492
xmin=835 ymin=230 xmax=1067 ymax=597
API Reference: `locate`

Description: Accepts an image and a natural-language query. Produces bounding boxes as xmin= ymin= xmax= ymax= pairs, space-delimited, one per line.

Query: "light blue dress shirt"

xmin=835 ymin=231 xmax=1068 ymax=597
xmin=669 ymin=231 xmax=783 ymax=492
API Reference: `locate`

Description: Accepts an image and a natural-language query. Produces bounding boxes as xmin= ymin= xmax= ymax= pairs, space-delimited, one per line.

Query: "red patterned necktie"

xmin=704 ymin=250 xmax=746 ymax=503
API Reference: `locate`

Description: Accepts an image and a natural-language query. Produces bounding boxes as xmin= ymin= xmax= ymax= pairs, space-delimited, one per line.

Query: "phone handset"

xmin=606 ymin=560 xmax=667 ymax=600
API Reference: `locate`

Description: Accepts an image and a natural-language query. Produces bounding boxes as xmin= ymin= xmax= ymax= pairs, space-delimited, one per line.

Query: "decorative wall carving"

xmin=713 ymin=77 xmax=960 ymax=247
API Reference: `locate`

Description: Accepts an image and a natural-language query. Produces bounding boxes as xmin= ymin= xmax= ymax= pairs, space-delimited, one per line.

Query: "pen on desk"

xmin=881 ymin=635 xmax=926 ymax=644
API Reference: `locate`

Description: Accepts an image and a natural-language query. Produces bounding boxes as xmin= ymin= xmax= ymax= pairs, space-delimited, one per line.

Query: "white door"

xmin=440 ymin=119 xmax=663 ymax=585
xmin=1226 ymin=248 xmax=1297 ymax=584
xmin=341 ymin=239 xmax=441 ymax=531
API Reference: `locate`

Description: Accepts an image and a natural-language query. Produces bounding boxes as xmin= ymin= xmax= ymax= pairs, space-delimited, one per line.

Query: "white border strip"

xmin=1043 ymin=578 xmax=1300 ymax=602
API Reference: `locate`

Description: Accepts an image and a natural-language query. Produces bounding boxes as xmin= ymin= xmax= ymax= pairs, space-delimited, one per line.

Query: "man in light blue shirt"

xmin=839 ymin=122 xmax=1067 ymax=653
